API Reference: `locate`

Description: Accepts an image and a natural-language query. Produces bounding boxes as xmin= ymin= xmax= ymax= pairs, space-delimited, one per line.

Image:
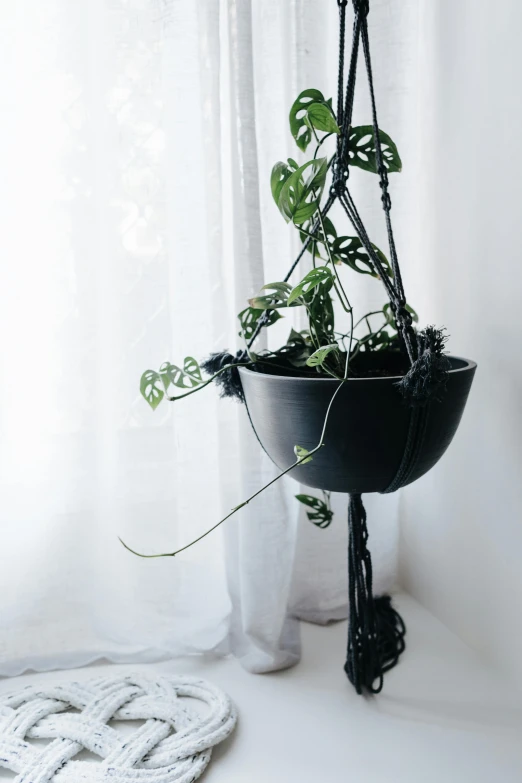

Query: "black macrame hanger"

xmin=240 ymin=0 xmax=415 ymax=695
xmin=206 ymin=0 xmax=450 ymax=694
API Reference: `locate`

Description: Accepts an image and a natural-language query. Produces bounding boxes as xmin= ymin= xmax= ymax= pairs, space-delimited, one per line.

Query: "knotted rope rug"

xmin=0 ymin=672 xmax=237 ymax=782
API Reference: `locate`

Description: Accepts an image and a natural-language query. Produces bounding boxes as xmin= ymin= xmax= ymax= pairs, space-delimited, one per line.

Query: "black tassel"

xmin=345 ymin=494 xmax=406 ymax=694
xmin=200 ymin=350 xmax=249 ymax=403
xmin=397 ymin=326 xmax=450 ymax=407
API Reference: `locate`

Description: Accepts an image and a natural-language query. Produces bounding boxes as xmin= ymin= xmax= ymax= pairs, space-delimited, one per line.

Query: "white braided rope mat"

xmin=0 ymin=673 xmax=237 ymax=782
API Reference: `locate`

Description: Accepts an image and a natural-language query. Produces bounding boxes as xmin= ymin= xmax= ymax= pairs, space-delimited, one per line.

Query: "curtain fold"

xmin=0 ymin=0 xmax=404 ymax=676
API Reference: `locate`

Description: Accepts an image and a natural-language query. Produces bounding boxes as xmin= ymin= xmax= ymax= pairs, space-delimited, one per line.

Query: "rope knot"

xmin=353 ymin=0 xmax=370 ymax=17
xmin=396 ymin=304 xmax=413 ymax=328
xmin=396 ymin=326 xmax=451 ymax=406
xmin=200 ymin=349 xmax=249 ymax=403
xmin=381 ymin=191 xmax=392 ymax=210
xmin=377 ymin=164 xmax=389 ymax=182
xmin=331 ymin=170 xmax=348 ymax=197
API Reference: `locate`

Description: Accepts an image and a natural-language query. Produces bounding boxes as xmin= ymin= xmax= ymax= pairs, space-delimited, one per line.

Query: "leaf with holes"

xmin=332 ymin=236 xmax=392 ymax=278
xmin=289 ymin=89 xmax=337 ymax=152
xmin=275 ymin=329 xmax=313 ymax=368
xmin=287 ymin=266 xmax=334 ymax=305
xmin=356 ymin=329 xmax=392 ymax=353
xmin=270 ymin=159 xmax=299 ymax=207
xmin=140 ymin=370 xmax=165 ymax=410
xmin=249 ymin=281 xmax=296 ymax=310
xmin=183 ymin=356 xmax=202 ymax=382
xmin=159 ymin=358 xmax=203 ymax=391
xmin=277 ymin=157 xmax=328 ymax=225
xmin=306 ymin=343 xmax=339 ymax=368
xmin=295 ymin=494 xmax=334 ymax=528
xmin=309 ymin=287 xmax=335 ymax=343
xmin=306 ymin=101 xmax=340 ymax=135
xmin=383 ymin=302 xmax=419 ymax=330
xmin=294 ymin=444 xmax=313 ymax=464
xmin=347 ymin=126 xmax=402 ymax=174
xmin=238 ymin=307 xmax=282 ymax=340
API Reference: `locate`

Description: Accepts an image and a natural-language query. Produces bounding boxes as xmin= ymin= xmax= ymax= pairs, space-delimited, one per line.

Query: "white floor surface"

xmin=0 ymin=594 xmax=521 ymax=782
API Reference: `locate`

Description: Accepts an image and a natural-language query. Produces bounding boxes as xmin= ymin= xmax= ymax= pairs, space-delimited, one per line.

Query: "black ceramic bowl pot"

xmin=238 ymin=356 xmax=476 ymax=494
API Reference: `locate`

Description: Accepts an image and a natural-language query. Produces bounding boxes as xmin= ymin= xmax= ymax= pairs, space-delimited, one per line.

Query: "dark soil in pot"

xmin=254 ymin=349 xmax=410 ymax=379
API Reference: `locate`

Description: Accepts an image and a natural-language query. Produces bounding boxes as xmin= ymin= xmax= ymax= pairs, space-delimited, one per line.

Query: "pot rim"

xmin=238 ymin=355 xmax=477 ymax=383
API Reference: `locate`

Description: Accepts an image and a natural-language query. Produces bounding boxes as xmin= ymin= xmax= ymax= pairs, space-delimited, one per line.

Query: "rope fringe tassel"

xmin=345 ymin=494 xmax=406 ymax=694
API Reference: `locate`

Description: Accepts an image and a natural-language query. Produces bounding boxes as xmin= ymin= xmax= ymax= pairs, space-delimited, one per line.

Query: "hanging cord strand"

xmin=336 ymin=1 xmax=347 ymax=132
xmin=337 ymin=13 xmax=362 ymax=175
xmin=330 ymin=0 xmax=415 ymax=364
xmin=338 ymin=189 xmax=398 ymax=303
xmin=358 ymin=13 xmax=416 ymax=359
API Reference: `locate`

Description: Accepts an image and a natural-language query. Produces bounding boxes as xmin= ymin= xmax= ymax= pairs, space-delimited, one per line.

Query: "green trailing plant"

xmin=128 ymin=87 xmax=419 ymax=558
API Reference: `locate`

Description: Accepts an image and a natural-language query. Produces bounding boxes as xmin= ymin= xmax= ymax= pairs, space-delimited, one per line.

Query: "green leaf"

xmin=159 ymin=359 xmax=203 ymax=391
xmin=288 ymin=327 xmax=305 ymax=342
xmin=289 ymin=88 xmax=327 ymax=152
xmin=357 ymin=328 xmax=398 ymax=353
xmin=306 ymin=102 xmax=340 ymax=135
xmin=183 ymin=356 xmax=202 ymax=382
xmin=295 ymin=494 xmax=334 ymax=528
xmin=270 ymin=159 xmax=298 ymax=206
xmin=238 ymin=307 xmax=282 ymax=340
xmin=347 ymin=126 xmax=402 ymax=174
xmin=262 ymin=282 xmax=293 ymax=296
xmin=309 ymin=287 xmax=335 ymax=343
xmin=287 ymin=265 xmax=333 ymax=305
xmin=306 ymin=343 xmax=339 ymax=368
xmin=248 ymin=281 xmax=296 ymax=311
xmin=140 ymin=370 xmax=165 ymax=410
xmin=274 ymin=329 xmax=313 ymax=368
xmin=277 ymin=157 xmax=328 ymax=225
xmin=248 ymin=295 xmax=285 ymax=310
xmin=333 ymin=236 xmax=392 ymax=278
xmin=294 ymin=444 xmax=313 ymax=464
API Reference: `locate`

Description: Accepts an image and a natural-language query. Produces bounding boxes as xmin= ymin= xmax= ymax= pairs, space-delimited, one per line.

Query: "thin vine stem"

xmin=352 ymin=310 xmax=385 ymax=331
xmin=120 ymin=366 xmax=350 ymax=559
xmin=316 ymin=208 xmax=352 ymax=314
xmin=165 ymin=361 xmax=252 ymax=403
xmin=314 ymin=206 xmax=355 ymax=368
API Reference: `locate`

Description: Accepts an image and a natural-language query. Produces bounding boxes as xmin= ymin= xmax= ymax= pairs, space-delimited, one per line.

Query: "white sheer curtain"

xmin=0 ymin=0 xmax=411 ymax=676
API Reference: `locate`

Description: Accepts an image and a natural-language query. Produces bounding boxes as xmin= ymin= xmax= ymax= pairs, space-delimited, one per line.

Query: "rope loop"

xmin=381 ymin=190 xmax=392 ymax=211
xmin=377 ymin=164 xmax=389 ymax=185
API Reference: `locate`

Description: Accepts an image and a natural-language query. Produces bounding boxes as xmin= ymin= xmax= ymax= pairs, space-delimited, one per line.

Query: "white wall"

xmin=399 ymin=0 xmax=522 ymax=686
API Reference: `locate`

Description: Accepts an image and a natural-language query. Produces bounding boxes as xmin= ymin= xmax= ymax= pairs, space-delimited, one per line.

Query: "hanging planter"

xmin=127 ymin=0 xmax=476 ymax=696
xmin=238 ymin=356 xmax=475 ymax=495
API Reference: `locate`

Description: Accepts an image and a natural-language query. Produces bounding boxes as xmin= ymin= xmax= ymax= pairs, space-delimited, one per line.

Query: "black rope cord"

xmin=345 ymin=494 xmax=406 ymax=694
